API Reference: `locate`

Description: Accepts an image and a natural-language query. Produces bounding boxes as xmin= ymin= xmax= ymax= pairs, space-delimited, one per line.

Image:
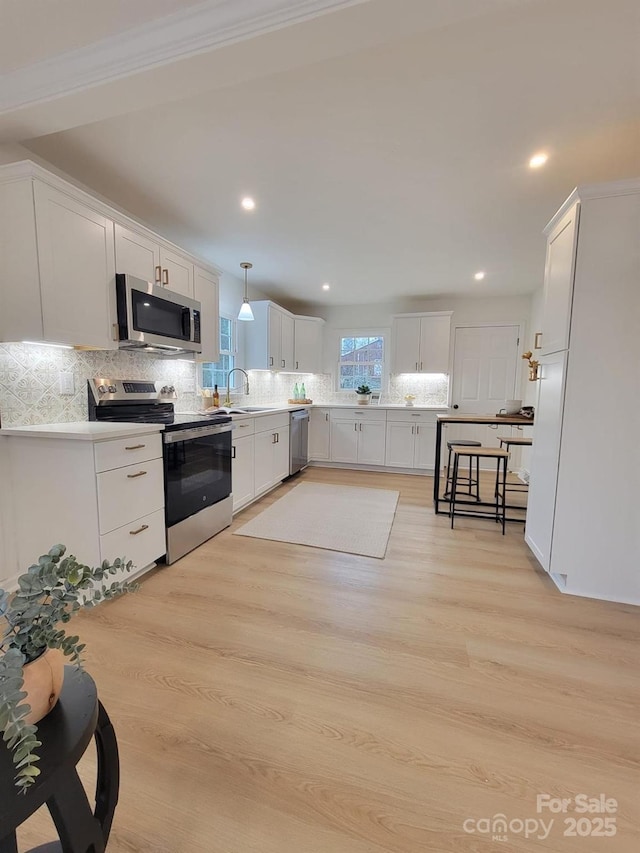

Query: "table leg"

xmin=434 ymin=419 xmax=443 ymax=513
xmin=46 ymin=768 xmax=105 ymax=853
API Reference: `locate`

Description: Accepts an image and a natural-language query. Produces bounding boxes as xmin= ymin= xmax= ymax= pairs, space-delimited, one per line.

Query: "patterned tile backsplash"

xmin=0 ymin=343 xmax=449 ymax=427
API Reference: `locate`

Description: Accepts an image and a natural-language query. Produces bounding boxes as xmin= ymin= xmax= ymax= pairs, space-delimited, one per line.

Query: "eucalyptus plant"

xmin=0 ymin=545 xmax=135 ymax=792
xmin=356 ymin=384 xmax=372 ymax=395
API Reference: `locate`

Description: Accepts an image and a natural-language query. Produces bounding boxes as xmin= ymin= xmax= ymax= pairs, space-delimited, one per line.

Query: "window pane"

xmin=338 ymin=335 xmax=384 ymax=391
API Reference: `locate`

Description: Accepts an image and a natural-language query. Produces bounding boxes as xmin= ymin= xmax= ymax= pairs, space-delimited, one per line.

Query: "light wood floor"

xmin=18 ymin=467 xmax=640 ymax=852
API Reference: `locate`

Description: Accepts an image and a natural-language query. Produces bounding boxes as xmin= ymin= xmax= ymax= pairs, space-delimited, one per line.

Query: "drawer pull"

xmin=125 ymin=443 xmax=146 ymax=450
xmin=127 ymin=470 xmax=147 ymax=479
xmin=129 ymin=524 xmax=149 ymax=536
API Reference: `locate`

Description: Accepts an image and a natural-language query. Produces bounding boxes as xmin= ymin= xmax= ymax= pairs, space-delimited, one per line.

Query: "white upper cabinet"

xmin=246 ymin=301 xmax=320 ymax=372
xmin=294 ymin=317 xmax=324 ymax=373
xmin=194 ymin=266 xmax=219 ymax=363
xmin=392 ymin=313 xmax=451 ymax=374
xmin=115 ymin=223 xmax=195 ymax=298
xmin=0 ymin=161 xmax=220 ymax=350
xmin=0 ymin=173 xmax=117 ymax=349
xmin=539 ymin=202 xmax=580 ymax=355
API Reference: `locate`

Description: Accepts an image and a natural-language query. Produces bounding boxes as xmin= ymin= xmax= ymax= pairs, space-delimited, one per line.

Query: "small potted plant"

xmin=355 ymin=383 xmax=372 ymax=405
xmin=0 ymin=544 xmax=135 ymax=792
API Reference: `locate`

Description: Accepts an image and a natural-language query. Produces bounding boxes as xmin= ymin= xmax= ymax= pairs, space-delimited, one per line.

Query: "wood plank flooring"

xmin=17 ymin=467 xmax=640 ymax=852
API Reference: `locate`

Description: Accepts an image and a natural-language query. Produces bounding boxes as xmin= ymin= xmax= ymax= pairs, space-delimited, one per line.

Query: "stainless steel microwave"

xmin=115 ymin=274 xmax=202 ymax=355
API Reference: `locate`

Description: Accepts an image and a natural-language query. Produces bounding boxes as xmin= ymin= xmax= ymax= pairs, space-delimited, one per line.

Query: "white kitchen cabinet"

xmin=245 ymin=301 xmax=313 ymax=372
xmin=1 ymin=427 xmax=166 ymax=584
xmin=114 ymin=224 xmax=195 ymax=298
xmin=538 ymin=202 xmax=579 ymax=356
xmin=392 ymin=313 xmax=451 ymax=374
xmin=385 ymin=410 xmax=437 ymax=470
xmin=309 ymin=408 xmax=331 ymax=460
xmin=294 ymin=317 xmax=324 ymax=373
xmin=194 ymin=266 xmax=220 ymax=362
xmin=232 ymin=432 xmax=255 ymax=512
xmin=0 ymin=175 xmax=117 ymax=349
xmin=330 ymin=409 xmax=386 ymax=465
xmin=525 ymin=180 xmax=640 ymax=605
xmin=253 ymin=413 xmax=290 ymax=497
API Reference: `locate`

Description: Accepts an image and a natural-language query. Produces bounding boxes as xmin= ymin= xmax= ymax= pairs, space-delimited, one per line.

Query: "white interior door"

xmin=449 ymin=325 xmax=520 ymax=465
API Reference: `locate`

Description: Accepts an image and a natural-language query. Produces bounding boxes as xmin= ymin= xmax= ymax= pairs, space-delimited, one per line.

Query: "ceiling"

xmin=3 ymin=0 xmax=640 ymax=306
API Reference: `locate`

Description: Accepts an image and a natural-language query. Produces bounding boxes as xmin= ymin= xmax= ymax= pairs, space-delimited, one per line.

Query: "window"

xmin=201 ymin=316 xmax=236 ymax=389
xmin=338 ymin=335 xmax=385 ymax=391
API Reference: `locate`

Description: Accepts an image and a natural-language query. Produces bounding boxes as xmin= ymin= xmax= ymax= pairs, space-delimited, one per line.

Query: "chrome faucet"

xmin=224 ymin=368 xmax=249 ymax=406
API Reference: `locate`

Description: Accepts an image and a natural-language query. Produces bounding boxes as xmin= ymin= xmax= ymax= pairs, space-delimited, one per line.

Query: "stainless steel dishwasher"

xmin=289 ymin=408 xmax=309 ymax=475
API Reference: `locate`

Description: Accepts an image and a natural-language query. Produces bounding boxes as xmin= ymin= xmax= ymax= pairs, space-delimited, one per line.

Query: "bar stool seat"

xmin=450 ymin=445 xmax=509 ymax=534
xmin=444 ymin=439 xmax=482 ymax=501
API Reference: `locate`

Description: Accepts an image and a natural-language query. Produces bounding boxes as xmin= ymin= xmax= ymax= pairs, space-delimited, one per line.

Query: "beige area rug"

xmin=233 ymin=483 xmax=400 ymax=558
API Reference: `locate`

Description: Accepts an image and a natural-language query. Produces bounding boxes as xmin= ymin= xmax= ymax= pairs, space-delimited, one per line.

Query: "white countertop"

xmin=0 ymin=422 xmax=165 ymax=441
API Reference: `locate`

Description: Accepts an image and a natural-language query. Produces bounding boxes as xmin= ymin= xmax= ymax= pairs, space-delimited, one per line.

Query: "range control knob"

xmin=160 ymin=385 xmax=175 ymax=395
xmin=108 ymin=385 xmax=117 ymax=393
xmin=98 ymin=384 xmax=108 ymax=395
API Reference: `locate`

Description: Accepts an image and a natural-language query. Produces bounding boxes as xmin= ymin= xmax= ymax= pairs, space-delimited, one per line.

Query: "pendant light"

xmin=238 ymin=262 xmax=254 ymax=321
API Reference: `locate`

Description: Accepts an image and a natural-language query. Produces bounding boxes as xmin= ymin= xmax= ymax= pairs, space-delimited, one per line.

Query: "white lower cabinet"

xmin=231 ymin=413 xmax=290 ymax=510
xmin=1 ymin=428 xmax=166 ymax=584
xmin=385 ymin=411 xmax=437 ymax=470
xmin=309 ymin=408 xmax=331 ymax=461
xmin=330 ymin=410 xmax=386 ymax=465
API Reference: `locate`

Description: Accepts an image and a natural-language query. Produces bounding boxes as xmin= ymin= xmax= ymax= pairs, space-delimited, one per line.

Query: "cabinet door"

xmin=330 ymin=420 xmax=359 ymax=463
xmin=419 ymin=315 xmax=450 ymax=373
xmin=280 ymin=313 xmax=295 ymax=370
xmin=385 ymin=422 xmax=415 ymax=467
xmin=294 ymin=318 xmax=322 ymax=373
xmin=540 ymin=203 xmax=579 ymax=355
xmin=357 ymin=421 xmax=386 ymax=465
xmin=34 ymin=182 xmax=117 ymax=349
xmin=114 ymin=223 xmax=160 ymax=283
xmin=414 ymin=423 xmax=436 ymax=470
xmin=254 ymin=429 xmax=276 ymax=495
xmin=194 ymin=266 xmax=219 ymax=362
xmin=392 ymin=317 xmax=421 ymax=373
xmin=232 ymin=435 xmax=254 ymax=512
xmin=273 ymin=426 xmax=290 ymax=482
xmin=309 ymin=409 xmax=331 ymax=461
xmin=267 ymin=306 xmax=281 ymax=369
xmin=160 ymin=247 xmax=194 ymax=298
xmin=525 ymin=351 xmax=567 ymax=571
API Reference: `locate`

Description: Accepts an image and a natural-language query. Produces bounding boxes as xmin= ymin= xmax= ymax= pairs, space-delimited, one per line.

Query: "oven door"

xmin=163 ymin=423 xmax=233 ymax=528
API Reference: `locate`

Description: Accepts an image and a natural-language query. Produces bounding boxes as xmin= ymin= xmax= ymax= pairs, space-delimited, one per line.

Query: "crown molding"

xmin=0 ymin=0 xmax=368 ymax=115
xmin=543 ymin=178 xmax=640 ymax=235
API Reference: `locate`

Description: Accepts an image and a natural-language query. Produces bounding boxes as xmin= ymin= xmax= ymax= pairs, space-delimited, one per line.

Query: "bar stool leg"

xmin=450 ymin=454 xmax=460 ymax=529
xmin=475 ymin=454 xmax=480 ymax=501
xmin=501 ymin=455 xmax=507 ymax=535
xmin=444 ymin=446 xmax=453 ymax=498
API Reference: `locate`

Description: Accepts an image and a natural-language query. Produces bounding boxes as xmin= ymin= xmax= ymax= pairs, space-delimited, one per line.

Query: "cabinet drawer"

xmin=232 ymin=418 xmax=255 ymax=437
xmin=94 ymin=433 xmax=162 ymax=473
xmin=97 ymin=458 xmax=164 ymax=534
xmin=386 ymin=410 xmax=441 ymax=423
xmin=254 ymin=412 xmax=290 ymax=433
xmin=330 ymin=408 xmax=386 ymax=422
xmin=99 ymin=508 xmax=166 ymax=572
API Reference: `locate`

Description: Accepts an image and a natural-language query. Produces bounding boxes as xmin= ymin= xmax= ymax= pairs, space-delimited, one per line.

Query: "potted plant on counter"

xmin=355 ymin=383 xmax=372 ymax=405
xmin=0 ymin=545 xmax=135 ymax=792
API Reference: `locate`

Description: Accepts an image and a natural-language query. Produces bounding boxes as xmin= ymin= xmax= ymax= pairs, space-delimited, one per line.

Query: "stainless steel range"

xmin=88 ymin=378 xmax=233 ymax=563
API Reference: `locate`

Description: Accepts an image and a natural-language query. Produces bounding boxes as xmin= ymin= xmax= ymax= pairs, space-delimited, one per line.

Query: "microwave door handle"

xmin=181 ymin=307 xmax=191 ymax=339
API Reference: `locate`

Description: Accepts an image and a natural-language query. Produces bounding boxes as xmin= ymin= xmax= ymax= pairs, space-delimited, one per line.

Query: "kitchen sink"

xmin=227 ymin=406 xmax=281 ymax=414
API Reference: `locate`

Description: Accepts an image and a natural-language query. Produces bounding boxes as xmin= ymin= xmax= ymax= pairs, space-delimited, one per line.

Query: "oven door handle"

xmin=163 ymin=423 xmax=234 ymax=444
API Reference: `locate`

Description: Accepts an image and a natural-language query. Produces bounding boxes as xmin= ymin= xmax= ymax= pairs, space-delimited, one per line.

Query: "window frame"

xmin=336 ymin=330 xmax=387 ymax=393
xmin=200 ymin=314 xmax=238 ymax=391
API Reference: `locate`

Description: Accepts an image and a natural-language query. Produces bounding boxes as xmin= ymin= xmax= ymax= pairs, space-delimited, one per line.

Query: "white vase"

xmin=356 ymin=394 xmax=371 ymax=405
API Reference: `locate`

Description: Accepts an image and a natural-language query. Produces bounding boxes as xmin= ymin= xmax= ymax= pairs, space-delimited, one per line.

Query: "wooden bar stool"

xmin=450 ymin=445 xmax=509 ymax=534
xmin=443 ymin=439 xmax=481 ymax=501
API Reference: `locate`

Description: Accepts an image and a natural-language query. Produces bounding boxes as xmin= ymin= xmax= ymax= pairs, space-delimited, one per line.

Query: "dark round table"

xmin=0 ymin=668 xmax=119 ymax=853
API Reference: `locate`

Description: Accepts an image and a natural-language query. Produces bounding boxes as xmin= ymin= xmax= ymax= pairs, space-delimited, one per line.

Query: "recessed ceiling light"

xmin=322 ymin=283 xmax=330 ymax=291
xmin=474 ymin=271 xmax=485 ymax=281
xmin=241 ymin=197 xmax=256 ymax=210
xmin=529 ymin=152 xmax=548 ymax=169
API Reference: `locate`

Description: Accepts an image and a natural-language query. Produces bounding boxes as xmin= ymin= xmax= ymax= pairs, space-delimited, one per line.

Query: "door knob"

xmin=452 ymin=404 xmax=459 ymax=409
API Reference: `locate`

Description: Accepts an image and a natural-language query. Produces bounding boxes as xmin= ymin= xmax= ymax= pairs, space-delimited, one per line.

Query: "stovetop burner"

xmin=87 ymin=378 xmax=231 ymax=431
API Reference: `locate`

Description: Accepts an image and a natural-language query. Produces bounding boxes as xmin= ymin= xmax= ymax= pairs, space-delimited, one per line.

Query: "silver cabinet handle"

xmin=232 ymin=446 xmax=236 ymax=459
xmin=125 ymin=443 xmax=146 ymax=450
xmin=130 ymin=524 xmax=149 ymax=535
xmin=162 ymin=268 xmax=169 ymax=286
xmin=411 ymin=425 xmax=415 ymax=435
xmin=127 ymin=470 xmax=147 ymax=478
xmin=534 ymin=332 xmax=543 ymax=349
xmin=325 ymin=413 xmax=328 ymax=421
xmin=416 ymin=426 xmax=420 ymax=434
xmin=281 ymin=359 xmax=285 ymax=368
xmin=415 ymin=362 xmax=418 ymax=370
xmin=272 ymin=433 xmax=277 ymax=443
xmin=354 ymin=423 xmax=357 ymax=431
xmin=270 ymin=356 xmax=274 ymax=366
xmin=359 ymin=423 xmax=363 ymax=431
xmin=420 ymin=362 xmax=423 ymax=371
xmin=155 ymin=265 xmax=162 ymax=283
xmin=296 ymin=361 xmax=299 ymax=369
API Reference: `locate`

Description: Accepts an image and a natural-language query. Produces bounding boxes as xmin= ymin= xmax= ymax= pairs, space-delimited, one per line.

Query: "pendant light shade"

xmin=238 ymin=262 xmax=254 ymax=321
